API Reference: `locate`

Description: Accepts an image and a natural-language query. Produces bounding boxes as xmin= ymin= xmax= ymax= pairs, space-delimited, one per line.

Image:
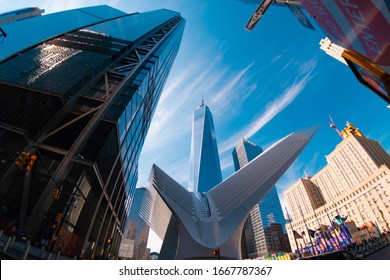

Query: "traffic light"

xmin=54 ymin=213 xmax=62 ymax=223
xmin=23 ymin=153 xmax=37 ymax=172
xmin=212 ymin=248 xmax=220 ymax=259
xmin=52 ymin=188 xmax=60 ymax=200
xmin=107 ymin=237 xmax=113 ymax=244
xmin=14 ymin=152 xmax=29 ymax=171
xmin=14 ymin=152 xmax=37 ymax=172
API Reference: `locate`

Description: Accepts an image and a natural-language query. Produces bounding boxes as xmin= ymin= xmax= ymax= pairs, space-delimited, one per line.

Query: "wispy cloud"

xmin=209 ymin=62 xmax=255 ymax=112
xmin=271 ymin=54 xmax=283 ymax=64
xmin=219 ymin=60 xmax=316 ymax=153
xmin=142 ymin=45 xmax=258 ymax=155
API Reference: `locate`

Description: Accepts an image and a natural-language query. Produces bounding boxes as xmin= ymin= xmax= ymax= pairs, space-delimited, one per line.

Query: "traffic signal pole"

xmin=19 ymin=170 xmax=32 ymax=231
xmin=48 ymin=184 xmax=78 ymax=254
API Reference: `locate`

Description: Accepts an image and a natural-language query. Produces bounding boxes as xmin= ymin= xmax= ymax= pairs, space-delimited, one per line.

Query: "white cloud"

xmin=219 ymin=59 xmax=317 ymax=154
xmin=209 ymin=62 xmax=255 ymax=110
xmin=270 ymin=54 xmax=283 ymax=64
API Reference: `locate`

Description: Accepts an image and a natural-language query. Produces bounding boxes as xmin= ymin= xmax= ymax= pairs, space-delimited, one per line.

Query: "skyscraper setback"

xmin=0 ymin=5 xmax=184 ymax=258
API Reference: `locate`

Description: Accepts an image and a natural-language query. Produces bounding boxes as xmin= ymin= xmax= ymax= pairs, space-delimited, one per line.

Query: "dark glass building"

xmin=0 ymin=5 xmax=184 ymax=258
xmin=119 ymin=187 xmax=150 ymax=259
xmin=233 ymin=138 xmax=290 ymax=258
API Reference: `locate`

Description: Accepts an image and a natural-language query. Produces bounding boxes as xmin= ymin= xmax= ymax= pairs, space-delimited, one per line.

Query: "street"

xmin=364 ymin=243 xmax=390 ymax=260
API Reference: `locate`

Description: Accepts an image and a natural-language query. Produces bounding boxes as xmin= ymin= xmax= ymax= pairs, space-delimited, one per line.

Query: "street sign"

xmin=287 ymin=4 xmax=315 ymax=31
xmin=244 ymin=0 xmax=273 ymax=31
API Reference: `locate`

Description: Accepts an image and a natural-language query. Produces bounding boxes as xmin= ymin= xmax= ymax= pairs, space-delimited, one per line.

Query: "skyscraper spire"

xmin=189 ymin=103 xmax=222 ymax=193
xmin=201 ymin=95 xmax=204 ymax=106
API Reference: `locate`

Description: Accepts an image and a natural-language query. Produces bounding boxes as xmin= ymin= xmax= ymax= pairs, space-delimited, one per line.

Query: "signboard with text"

xmin=301 ymin=0 xmax=390 ymax=67
xmin=244 ymin=0 xmax=273 ymax=31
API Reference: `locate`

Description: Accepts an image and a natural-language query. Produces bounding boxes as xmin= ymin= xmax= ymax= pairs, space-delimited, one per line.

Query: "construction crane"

xmin=328 ymin=116 xmax=343 ymax=139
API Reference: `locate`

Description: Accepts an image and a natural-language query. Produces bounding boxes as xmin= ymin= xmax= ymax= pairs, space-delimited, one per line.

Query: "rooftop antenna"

xmin=303 ymin=169 xmax=309 ymax=179
xmin=201 ymin=95 xmax=204 ymax=106
xmin=328 ymin=116 xmax=343 ymax=139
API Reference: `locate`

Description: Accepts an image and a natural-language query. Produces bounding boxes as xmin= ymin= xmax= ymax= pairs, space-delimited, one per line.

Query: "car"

xmin=300 ymin=250 xmax=363 ymax=260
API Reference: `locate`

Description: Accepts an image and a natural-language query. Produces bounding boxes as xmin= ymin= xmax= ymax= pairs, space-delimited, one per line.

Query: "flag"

xmin=293 ymin=230 xmax=303 ymax=239
xmin=308 ymin=229 xmax=316 ymax=238
xmin=334 ymin=215 xmax=342 ymax=224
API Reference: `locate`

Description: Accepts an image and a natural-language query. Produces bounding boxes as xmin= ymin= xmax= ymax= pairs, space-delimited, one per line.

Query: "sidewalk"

xmin=0 ymin=231 xmax=74 ymax=260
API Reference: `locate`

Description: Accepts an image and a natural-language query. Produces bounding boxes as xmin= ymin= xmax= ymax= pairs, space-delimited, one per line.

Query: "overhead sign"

xmin=300 ymin=0 xmax=390 ymax=67
xmin=287 ymin=4 xmax=315 ymax=31
xmin=244 ymin=0 xmax=273 ymax=31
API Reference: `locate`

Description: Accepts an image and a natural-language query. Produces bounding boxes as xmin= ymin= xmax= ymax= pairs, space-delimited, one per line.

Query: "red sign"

xmin=301 ymin=0 xmax=390 ymax=66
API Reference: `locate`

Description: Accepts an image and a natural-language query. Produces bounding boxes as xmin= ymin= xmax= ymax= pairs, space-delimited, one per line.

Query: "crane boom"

xmin=328 ymin=116 xmax=343 ymax=139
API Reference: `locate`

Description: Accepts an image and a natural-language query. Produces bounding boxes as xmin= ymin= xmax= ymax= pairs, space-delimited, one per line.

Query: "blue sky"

xmin=2 ymin=0 xmax=390 ymax=252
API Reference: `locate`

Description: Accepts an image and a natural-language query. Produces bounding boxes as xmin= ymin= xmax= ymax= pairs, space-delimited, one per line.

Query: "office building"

xmin=284 ymin=122 xmax=390 ymax=252
xmin=0 ymin=5 xmax=184 ymax=258
xmin=319 ymin=37 xmax=347 ymax=65
xmin=119 ymin=187 xmax=150 ymax=260
xmin=188 ymin=100 xmax=222 ymax=193
xmin=233 ymin=138 xmax=290 ymax=259
xmin=143 ymin=127 xmax=317 ymax=259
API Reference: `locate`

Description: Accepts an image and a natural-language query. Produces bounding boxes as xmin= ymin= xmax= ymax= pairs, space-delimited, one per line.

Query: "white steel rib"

xmin=142 ymin=127 xmax=318 ymax=259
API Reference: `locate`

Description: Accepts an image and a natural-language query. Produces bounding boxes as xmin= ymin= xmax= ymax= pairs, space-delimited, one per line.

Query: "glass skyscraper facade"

xmin=188 ymin=102 xmax=222 ymax=193
xmin=119 ymin=187 xmax=150 ymax=260
xmin=233 ymin=138 xmax=290 ymax=258
xmin=0 ymin=5 xmax=184 ymax=258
